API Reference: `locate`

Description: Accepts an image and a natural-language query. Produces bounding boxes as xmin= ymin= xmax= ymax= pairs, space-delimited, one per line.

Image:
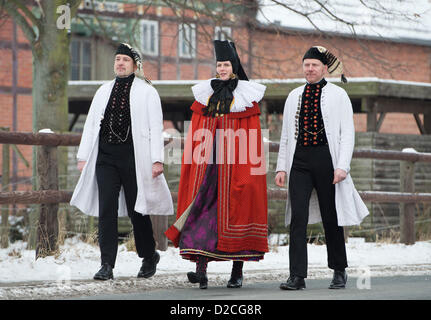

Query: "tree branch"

xmin=9 ymin=0 xmax=41 ymax=30
xmin=1 ymin=0 xmax=37 ymax=43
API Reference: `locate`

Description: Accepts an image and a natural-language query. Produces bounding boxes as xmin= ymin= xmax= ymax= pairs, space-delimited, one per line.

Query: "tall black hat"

xmin=214 ymin=40 xmax=248 ymax=81
xmin=303 ymin=46 xmax=347 ymax=83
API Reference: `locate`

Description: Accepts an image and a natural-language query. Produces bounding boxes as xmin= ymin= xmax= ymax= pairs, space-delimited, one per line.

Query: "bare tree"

xmin=0 ymin=0 xmax=81 ymax=255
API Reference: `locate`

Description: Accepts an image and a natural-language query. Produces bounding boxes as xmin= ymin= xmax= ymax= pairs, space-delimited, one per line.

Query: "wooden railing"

xmin=1 ymin=131 xmax=431 ymax=255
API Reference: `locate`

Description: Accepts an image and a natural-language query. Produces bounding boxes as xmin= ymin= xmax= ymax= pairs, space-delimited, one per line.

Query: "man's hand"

xmin=275 ymin=171 xmax=286 ymax=187
xmin=333 ymin=168 xmax=347 ymax=184
xmin=152 ymin=162 xmax=164 ymax=178
xmin=77 ymin=160 xmax=86 ymax=172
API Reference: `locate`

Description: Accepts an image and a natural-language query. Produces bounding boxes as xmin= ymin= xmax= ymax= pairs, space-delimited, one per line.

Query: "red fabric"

xmin=165 ymin=225 xmax=180 ymax=247
xmin=165 ymin=101 xmax=268 ymax=253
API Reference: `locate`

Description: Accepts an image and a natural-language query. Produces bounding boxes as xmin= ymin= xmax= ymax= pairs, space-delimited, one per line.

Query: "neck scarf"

xmin=203 ymin=78 xmax=239 ymax=117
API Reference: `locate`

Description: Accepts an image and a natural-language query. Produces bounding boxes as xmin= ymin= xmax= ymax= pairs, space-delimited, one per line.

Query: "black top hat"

xmin=214 ymin=40 xmax=248 ymax=81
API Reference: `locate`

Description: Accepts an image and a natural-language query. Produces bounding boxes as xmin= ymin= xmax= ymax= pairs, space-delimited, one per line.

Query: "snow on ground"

xmin=1 ymin=236 xmax=430 ymax=282
xmin=0 ymin=236 xmax=430 ymax=299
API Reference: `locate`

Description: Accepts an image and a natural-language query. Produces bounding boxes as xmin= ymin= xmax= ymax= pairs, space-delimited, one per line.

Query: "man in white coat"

xmin=70 ymin=43 xmax=173 ymax=280
xmin=275 ymin=46 xmax=369 ymax=290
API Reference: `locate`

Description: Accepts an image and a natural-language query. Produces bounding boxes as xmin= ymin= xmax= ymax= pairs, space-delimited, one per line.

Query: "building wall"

xmin=250 ymin=29 xmax=431 ymax=82
xmin=0 ymin=18 xmax=33 ymax=183
xmin=1 ymin=6 xmax=431 ymax=183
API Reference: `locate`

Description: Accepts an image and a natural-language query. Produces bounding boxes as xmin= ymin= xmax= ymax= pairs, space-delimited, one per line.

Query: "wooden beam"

xmin=352 ymin=149 xmax=431 ymax=162
xmin=400 ymin=161 xmax=416 ymax=245
xmin=68 ymin=113 xmax=80 ymax=132
xmin=0 ymin=131 xmax=81 ymax=146
xmin=2 ymin=131 xmax=431 ymax=163
xmin=413 ymin=113 xmax=427 ymax=135
xmin=378 ymin=82 xmax=431 ymax=100
xmin=364 ymin=98 xmax=377 ymax=132
xmin=2 ymin=189 xmax=431 ymax=204
xmin=0 ymin=190 xmax=72 ymax=205
xmin=68 ymin=79 xmax=431 ymax=101
xmin=376 ymin=112 xmax=386 ymax=132
xmin=36 ymin=144 xmax=59 ymax=258
xmin=425 ymin=113 xmax=431 ymax=134
xmin=375 ymin=97 xmax=431 ymax=114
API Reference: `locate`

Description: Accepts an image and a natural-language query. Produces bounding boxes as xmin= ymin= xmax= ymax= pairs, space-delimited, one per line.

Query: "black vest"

xmin=296 ymin=78 xmax=328 ymax=147
xmin=100 ymin=73 xmax=135 ymax=144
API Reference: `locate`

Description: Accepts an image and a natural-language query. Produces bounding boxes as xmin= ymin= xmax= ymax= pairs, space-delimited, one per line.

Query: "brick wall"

xmin=1 ymin=10 xmax=431 ymax=184
xmin=0 ymin=17 xmax=33 ymax=182
xmin=250 ymin=29 xmax=431 ymax=82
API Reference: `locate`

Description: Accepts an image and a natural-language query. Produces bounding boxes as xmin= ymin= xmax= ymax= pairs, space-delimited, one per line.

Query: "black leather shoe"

xmin=227 ymin=276 xmax=243 ymax=288
xmin=280 ymin=275 xmax=306 ymax=290
xmin=187 ymin=271 xmax=208 ymax=289
xmin=93 ymin=263 xmax=113 ymax=280
xmin=329 ymin=270 xmax=347 ymax=289
xmin=137 ymin=251 xmax=160 ymax=278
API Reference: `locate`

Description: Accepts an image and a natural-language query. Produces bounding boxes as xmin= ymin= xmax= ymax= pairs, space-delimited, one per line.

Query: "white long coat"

xmin=276 ymin=81 xmax=369 ymax=226
xmin=70 ymin=77 xmax=174 ymax=217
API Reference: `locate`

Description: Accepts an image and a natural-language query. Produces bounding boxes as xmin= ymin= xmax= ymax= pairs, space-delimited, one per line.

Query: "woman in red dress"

xmin=166 ymin=40 xmax=268 ymax=289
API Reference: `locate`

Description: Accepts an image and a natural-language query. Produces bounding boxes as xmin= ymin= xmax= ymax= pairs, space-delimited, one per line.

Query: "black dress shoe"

xmin=187 ymin=271 xmax=208 ymax=289
xmin=280 ymin=275 xmax=306 ymax=290
xmin=137 ymin=251 xmax=160 ymax=278
xmin=93 ymin=263 xmax=113 ymax=280
xmin=329 ymin=270 xmax=347 ymax=289
xmin=227 ymin=276 xmax=243 ymax=288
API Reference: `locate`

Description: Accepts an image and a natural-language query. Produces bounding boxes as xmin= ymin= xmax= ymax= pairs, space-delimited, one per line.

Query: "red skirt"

xmin=165 ymin=101 xmax=269 ymax=253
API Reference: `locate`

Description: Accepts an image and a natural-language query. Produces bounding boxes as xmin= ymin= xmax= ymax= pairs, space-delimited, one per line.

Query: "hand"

xmin=77 ymin=160 xmax=86 ymax=172
xmin=275 ymin=171 xmax=286 ymax=187
xmin=152 ymin=162 xmax=164 ymax=178
xmin=333 ymin=168 xmax=347 ymax=184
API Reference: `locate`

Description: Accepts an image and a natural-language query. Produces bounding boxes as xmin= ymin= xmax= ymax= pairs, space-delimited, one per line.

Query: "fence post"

xmin=1 ymin=127 xmax=10 ymax=248
xmin=400 ymin=160 xmax=415 ymax=245
xmin=35 ymin=133 xmax=59 ymax=258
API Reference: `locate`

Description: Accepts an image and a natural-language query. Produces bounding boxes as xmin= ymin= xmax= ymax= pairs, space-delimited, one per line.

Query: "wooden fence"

xmin=1 ymin=130 xmax=431 ymax=257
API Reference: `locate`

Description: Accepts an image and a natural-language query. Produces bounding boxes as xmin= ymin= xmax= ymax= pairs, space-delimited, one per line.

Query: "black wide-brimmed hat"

xmin=214 ymin=40 xmax=248 ymax=81
xmin=303 ymin=46 xmax=347 ymax=83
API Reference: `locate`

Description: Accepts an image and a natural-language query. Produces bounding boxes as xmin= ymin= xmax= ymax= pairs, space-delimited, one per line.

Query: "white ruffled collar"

xmin=191 ymin=79 xmax=266 ymax=113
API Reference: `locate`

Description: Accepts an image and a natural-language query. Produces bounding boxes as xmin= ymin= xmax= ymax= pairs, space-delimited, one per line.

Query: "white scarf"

xmin=191 ymin=79 xmax=266 ymax=112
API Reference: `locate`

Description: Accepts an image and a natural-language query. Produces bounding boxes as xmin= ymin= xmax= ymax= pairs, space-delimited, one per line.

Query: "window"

xmin=214 ymin=26 xmax=231 ymax=41
xmin=141 ymin=20 xmax=159 ymax=56
xmin=179 ymin=23 xmax=196 ymax=58
xmin=70 ymin=39 xmax=92 ymax=80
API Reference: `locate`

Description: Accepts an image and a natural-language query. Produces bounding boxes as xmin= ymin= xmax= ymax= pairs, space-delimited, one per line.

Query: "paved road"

xmin=75 ymin=275 xmax=431 ymax=300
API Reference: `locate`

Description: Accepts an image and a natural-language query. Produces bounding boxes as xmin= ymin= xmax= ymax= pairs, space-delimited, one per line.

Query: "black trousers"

xmin=95 ymin=142 xmax=156 ymax=268
xmin=288 ymin=145 xmax=347 ymax=278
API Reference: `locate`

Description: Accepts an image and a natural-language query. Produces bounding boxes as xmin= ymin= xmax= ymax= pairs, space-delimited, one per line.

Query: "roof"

xmin=68 ymin=77 xmax=431 ymax=101
xmin=256 ymin=0 xmax=431 ymax=45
